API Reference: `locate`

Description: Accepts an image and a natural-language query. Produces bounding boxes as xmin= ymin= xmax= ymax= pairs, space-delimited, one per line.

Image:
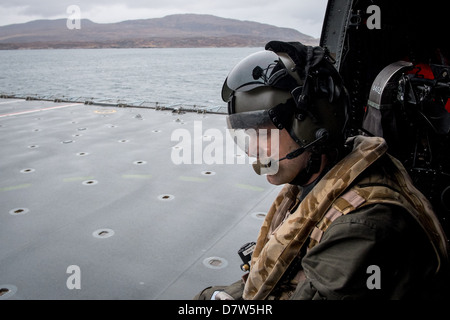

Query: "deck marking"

xmin=0 ymin=103 xmax=81 ymax=118
xmin=235 ymin=183 xmax=265 ymax=192
xmin=94 ymin=109 xmax=117 ymax=114
xmin=0 ymin=183 xmax=32 ymax=192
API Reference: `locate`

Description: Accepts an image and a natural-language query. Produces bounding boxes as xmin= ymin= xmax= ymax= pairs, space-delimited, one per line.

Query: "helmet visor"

xmin=222 ymin=51 xmax=295 ymax=102
xmin=226 ymin=109 xmax=273 ymax=131
xmin=226 ymin=115 xmax=281 ymax=175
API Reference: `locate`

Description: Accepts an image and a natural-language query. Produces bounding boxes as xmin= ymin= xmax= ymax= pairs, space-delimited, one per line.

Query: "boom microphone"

xmin=252 ymin=128 xmax=328 ymax=175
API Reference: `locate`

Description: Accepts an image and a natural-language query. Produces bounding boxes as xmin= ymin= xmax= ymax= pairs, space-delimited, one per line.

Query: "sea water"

xmin=0 ymin=47 xmax=261 ymax=108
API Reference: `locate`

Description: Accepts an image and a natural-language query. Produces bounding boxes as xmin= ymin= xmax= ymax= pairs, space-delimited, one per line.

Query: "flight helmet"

xmin=222 ymin=41 xmax=349 ymax=156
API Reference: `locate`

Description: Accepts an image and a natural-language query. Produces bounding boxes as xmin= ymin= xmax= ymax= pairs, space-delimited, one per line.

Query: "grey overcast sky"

xmin=0 ymin=0 xmax=328 ymax=38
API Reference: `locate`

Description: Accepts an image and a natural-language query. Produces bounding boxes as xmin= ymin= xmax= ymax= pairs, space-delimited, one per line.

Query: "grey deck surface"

xmin=0 ymin=98 xmax=281 ymax=300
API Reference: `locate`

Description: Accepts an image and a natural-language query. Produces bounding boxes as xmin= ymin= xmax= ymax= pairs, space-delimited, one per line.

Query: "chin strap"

xmin=289 ymin=152 xmax=322 ymax=186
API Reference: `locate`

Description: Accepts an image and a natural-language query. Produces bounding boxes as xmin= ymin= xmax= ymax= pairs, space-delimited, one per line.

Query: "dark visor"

xmin=226 ymin=110 xmax=274 ymax=130
xmin=221 ymin=51 xmax=297 ymax=102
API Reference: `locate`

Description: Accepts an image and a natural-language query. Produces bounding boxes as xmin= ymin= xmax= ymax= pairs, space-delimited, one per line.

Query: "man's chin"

xmin=265 ymin=174 xmax=285 ymax=186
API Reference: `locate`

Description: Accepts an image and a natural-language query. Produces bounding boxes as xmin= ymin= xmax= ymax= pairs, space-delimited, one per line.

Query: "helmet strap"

xmin=289 ymin=152 xmax=322 ymax=186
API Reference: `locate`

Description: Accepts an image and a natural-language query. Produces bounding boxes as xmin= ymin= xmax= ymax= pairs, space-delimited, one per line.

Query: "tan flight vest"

xmin=243 ymin=135 xmax=449 ymax=300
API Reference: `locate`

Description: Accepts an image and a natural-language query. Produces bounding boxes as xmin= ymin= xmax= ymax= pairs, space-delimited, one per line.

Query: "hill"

xmin=0 ymin=14 xmax=318 ymax=49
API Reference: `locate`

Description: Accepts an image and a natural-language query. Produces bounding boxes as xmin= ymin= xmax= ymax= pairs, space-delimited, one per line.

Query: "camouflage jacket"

xmin=243 ymin=135 xmax=448 ymax=300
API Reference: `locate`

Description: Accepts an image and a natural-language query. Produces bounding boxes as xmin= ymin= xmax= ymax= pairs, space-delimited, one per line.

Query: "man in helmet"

xmin=195 ymin=41 xmax=449 ymax=300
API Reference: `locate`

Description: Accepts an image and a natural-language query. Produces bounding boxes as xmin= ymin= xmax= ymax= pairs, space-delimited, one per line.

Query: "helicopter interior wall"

xmin=323 ymin=0 xmax=450 ymax=247
xmin=330 ymin=0 xmax=449 ymax=126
